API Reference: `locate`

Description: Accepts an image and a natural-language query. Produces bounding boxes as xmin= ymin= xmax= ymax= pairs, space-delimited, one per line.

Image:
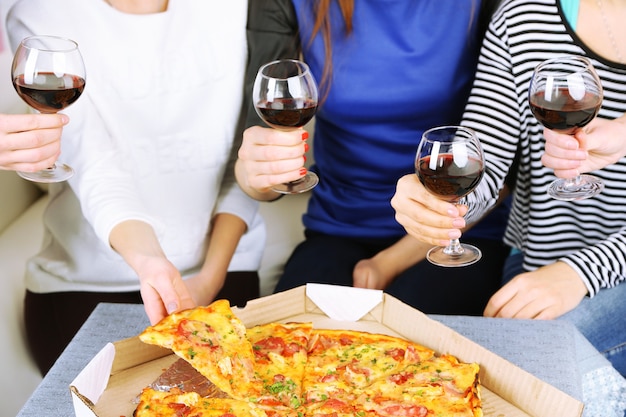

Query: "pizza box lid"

xmin=70 ymin=283 xmax=584 ymax=417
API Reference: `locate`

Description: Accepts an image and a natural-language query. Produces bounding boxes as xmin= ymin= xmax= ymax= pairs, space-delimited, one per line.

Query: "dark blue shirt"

xmin=292 ymin=0 xmax=509 ymax=240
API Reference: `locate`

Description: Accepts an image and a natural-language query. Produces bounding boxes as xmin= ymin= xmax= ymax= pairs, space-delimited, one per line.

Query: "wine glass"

xmin=529 ymin=55 xmax=604 ymax=200
xmin=11 ymin=35 xmax=86 ymax=183
xmin=415 ymin=126 xmax=485 ymax=267
xmin=253 ymin=59 xmax=319 ymax=194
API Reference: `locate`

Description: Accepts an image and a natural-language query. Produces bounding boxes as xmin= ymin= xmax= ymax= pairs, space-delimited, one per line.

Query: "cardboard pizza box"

xmin=70 ymin=284 xmax=584 ymax=417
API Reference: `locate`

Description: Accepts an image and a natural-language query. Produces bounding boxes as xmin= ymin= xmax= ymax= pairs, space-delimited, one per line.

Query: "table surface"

xmin=17 ymin=302 xmax=588 ymax=417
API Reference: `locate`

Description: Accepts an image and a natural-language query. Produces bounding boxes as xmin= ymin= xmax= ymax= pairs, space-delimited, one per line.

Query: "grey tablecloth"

xmin=16 ymin=303 xmax=626 ymax=417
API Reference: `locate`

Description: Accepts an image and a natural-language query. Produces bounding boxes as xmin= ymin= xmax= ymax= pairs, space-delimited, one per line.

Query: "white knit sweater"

xmin=7 ymin=0 xmax=265 ymax=293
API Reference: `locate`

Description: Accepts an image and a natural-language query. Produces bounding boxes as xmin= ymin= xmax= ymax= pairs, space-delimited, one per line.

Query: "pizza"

xmin=135 ymin=388 xmax=275 ymax=417
xmin=137 ymin=301 xmax=482 ymax=417
xmin=246 ymin=322 xmax=312 ymax=410
xmin=138 ymin=299 xmax=260 ymax=400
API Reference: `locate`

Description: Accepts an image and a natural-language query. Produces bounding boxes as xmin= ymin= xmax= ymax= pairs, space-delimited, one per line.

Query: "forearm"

xmin=109 ymin=219 xmax=166 ymax=272
xmin=200 ymin=213 xmax=248 ymax=279
xmin=110 ymin=219 xmax=195 ymax=323
xmin=561 ymin=233 xmax=626 ymax=296
xmin=353 ymin=235 xmax=432 ymax=290
xmin=182 ymin=213 xmax=249 ymax=306
xmin=376 ymin=236 xmax=430 ymax=276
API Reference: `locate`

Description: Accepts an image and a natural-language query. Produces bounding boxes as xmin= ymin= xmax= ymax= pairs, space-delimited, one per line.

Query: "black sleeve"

xmin=244 ymin=0 xmax=301 ymax=128
xmin=477 ymin=0 xmax=503 ymax=40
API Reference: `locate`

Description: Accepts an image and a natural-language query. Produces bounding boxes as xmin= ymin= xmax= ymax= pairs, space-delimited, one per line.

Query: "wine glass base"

xmin=272 ymin=172 xmax=319 ymax=194
xmin=17 ymin=163 xmax=74 ymax=183
xmin=547 ymin=175 xmax=604 ymax=201
xmin=427 ymin=244 xmax=482 ymax=268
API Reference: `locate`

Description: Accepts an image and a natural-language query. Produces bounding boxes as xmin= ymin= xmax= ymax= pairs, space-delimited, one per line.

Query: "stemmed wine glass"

xmin=11 ymin=35 xmax=86 ymax=183
xmin=253 ymin=59 xmax=318 ymax=194
xmin=415 ymin=126 xmax=485 ymax=267
xmin=529 ymin=55 xmax=604 ymax=200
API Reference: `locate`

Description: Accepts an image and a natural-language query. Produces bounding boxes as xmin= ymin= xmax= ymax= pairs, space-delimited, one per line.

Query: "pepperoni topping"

xmin=389 ymin=371 xmax=413 ymax=385
xmin=323 ymin=398 xmax=352 ymax=412
xmin=177 ymin=320 xmax=219 ymax=348
xmin=253 ymin=336 xmax=286 ymax=361
xmin=386 ymin=347 xmax=406 ymax=362
xmin=167 ymin=402 xmax=192 ymax=417
xmin=381 ymin=404 xmax=428 ymax=417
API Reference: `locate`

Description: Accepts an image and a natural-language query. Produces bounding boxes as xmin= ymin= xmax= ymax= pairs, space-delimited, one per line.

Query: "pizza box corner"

xmin=70 ymin=283 xmax=584 ymax=417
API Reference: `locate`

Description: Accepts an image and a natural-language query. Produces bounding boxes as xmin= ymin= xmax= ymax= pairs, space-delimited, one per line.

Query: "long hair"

xmin=308 ymin=0 xmax=354 ymax=100
xmin=307 ymin=0 xmax=485 ymax=101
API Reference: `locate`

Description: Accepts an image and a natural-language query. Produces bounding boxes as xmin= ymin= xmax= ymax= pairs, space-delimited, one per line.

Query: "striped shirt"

xmin=463 ymin=0 xmax=626 ymax=296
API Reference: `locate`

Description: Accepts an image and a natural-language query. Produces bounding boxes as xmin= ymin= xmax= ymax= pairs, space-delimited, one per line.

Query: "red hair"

xmin=308 ymin=0 xmax=354 ymax=101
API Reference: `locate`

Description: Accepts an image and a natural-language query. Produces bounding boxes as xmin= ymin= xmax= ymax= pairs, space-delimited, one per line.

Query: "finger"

xmin=394 ymin=211 xmax=462 ymax=246
xmin=243 ymin=125 xmax=306 ymax=148
xmin=0 ymin=113 xmax=68 ymax=134
xmin=1 ymin=129 xmax=62 ymax=153
xmin=541 ymin=153 xmax=582 ymax=179
xmin=541 ymin=152 xmax=583 ymax=170
xmin=140 ymin=286 xmax=169 ymax=325
xmin=483 ymin=284 xmax=518 ymax=317
xmin=4 ymin=154 xmax=61 ymax=173
xmin=0 ymin=143 xmax=61 ymax=171
xmin=543 ymin=127 xmax=580 ymax=150
xmin=507 ymin=296 xmax=556 ymax=320
xmin=543 ymin=140 xmax=587 ymax=162
xmin=246 ymin=164 xmax=309 ymax=190
xmin=392 ymin=175 xmax=461 ymax=218
xmin=392 ymin=176 xmax=464 ymax=245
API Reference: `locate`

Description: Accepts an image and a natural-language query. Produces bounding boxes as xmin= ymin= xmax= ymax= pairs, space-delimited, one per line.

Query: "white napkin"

xmin=306 ymin=283 xmax=383 ymax=322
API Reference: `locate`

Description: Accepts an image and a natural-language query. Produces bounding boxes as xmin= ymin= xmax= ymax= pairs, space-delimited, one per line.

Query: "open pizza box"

xmin=70 ymin=283 xmax=584 ymax=417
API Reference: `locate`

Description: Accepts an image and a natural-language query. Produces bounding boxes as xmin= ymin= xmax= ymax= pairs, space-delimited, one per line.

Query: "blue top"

xmin=293 ymin=0 xmax=510 ymax=239
xmin=560 ymin=0 xmax=579 ymax=30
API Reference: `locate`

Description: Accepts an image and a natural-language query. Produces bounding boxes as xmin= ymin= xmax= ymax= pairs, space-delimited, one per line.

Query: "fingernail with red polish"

xmin=302 ymin=131 xmax=309 ymax=140
xmin=299 ymin=167 xmax=307 ymax=176
xmin=304 ymin=143 xmax=309 ymax=152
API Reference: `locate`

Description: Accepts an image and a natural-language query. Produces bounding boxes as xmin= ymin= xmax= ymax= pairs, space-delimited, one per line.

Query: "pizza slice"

xmin=138 ymin=299 xmax=261 ymax=401
xmin=304 ymin=329 xmax=435 ymax=392
xmin=245 ymin=321 xmax=312 ymax=412
xmin=134 ymin=387 xmax=276 ymax=417
xmin=352 ymin=354 xmax=482 ymax=417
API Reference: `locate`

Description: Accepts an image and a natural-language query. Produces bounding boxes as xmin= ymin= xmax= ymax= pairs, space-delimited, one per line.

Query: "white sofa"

xmin=0 ymin=32 xmax=309 ymax=414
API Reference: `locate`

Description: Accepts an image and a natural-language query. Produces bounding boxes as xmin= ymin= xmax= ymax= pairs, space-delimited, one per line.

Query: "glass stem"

xmin=564 ymin=175 xmax=582 ymax=188
xmin=443 ymin=238 xmax=465 ymax=256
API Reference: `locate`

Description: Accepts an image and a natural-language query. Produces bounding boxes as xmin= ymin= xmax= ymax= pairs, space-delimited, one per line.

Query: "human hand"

xmin=391 ymin=174 xmax=468 ymax=247
xmin=137 ymin=255 xmax=197 ymax=325
xmin=483 ymin=261 xmax=588 ymax=320
xmin=184 ymin=272 xmax=225 ymax=307
xmin=0 ymin=113 xmax=68 ymax=172
xmin=542 ymin=118 xmax=626 ymax=178
xmin=237 ymin=125 xmax=310 ymax=194
xmin=353 ymin=258 xmax=391 ymax=290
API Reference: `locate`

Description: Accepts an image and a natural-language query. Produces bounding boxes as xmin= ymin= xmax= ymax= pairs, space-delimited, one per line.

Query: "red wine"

xmin=529 ymin=88 xmax=601 ymax=133
xmin=13 ymin=72 xmax=85 ymax=113
xmin=256 ymin=98 xmax=317 ymax=128
xmin=416 ymin=154 xmax=484 ymax=202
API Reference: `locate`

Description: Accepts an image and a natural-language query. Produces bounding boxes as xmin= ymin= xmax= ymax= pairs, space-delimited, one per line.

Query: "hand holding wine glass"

xmin=529 ymin=55 xmax=603 ymax=200
xmin=11 ymin=35 xmax=86 ymax=183
xmin=415 ymin=126 xmax=485 ymax=267
xmin=253 ymin=59 xmax=318 ymax=194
